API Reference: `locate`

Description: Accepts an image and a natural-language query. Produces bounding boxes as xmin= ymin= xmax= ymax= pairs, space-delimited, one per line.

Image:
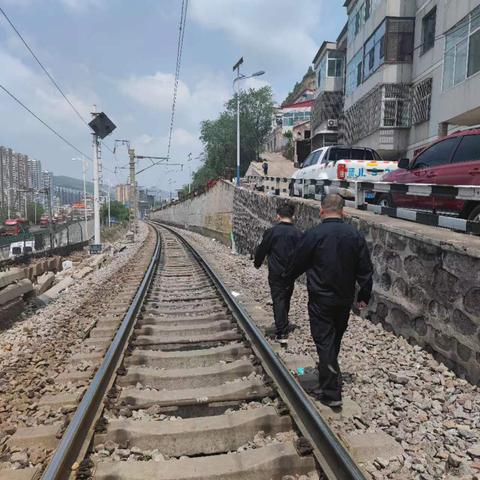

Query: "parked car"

xmin=290 ymin=146 xmax=398 ymax=199
xmin=379 ymin=129 xmax=480 ymax=222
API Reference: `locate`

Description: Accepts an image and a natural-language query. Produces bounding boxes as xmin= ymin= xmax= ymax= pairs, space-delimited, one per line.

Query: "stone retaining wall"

xmin=151 ymin=180 xmax=234 ymax=246
xmin=233 ymin=187 xmax=480 ymax=385
xmin=152 ymin=183 xmax=480 ymax=384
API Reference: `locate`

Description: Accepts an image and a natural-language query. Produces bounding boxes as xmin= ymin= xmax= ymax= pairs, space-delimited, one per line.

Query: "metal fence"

xmin=245 ymin=175 xmax=480 ymax=234
xmin=0 ymin=219 xmax=95 ymax=261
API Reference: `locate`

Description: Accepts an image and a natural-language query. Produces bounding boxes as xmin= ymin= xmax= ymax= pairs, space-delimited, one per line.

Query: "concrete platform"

xmin=118 ymin=360 xmax=256 ymax=390
xmin=119 ymin=378 xmax=272 ymax=409
xmin=95 ymin=406 xmax=291 ymax=455
xmin=93 ymin=442 xmax=315 ymax=480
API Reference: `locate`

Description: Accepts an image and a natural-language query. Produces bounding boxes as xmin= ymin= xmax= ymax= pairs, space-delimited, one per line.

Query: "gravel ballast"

xmin=0 ymin=223 xmax=150 ymax=471
xmin=174 ymin=227 xmax=480 ymax=480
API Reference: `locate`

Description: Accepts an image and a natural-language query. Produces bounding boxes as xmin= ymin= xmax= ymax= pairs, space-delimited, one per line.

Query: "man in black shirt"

xmin=254 ymin=202 xmax=302 ymax=339
xmin=284 ymin=194 xmax=373 ymax=407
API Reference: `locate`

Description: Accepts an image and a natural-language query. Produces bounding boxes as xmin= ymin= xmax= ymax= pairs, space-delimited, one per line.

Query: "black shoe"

xmin=275 ymin=324 xmax=297 ymax=340
xmin=313 ymin=392 xmax=343 ymax=408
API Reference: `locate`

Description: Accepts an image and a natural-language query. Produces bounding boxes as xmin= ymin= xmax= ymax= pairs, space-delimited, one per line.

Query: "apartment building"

xmin=310 ymin=27 xmax=347 ymax=150
xmin=409 ymin=0 xmax=480 ymax=156
xmin=337 ymin=0 xmax=480 ymax=160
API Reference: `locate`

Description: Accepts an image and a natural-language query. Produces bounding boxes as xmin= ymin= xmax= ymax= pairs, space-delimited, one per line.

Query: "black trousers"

xmin=269 ymin=279 xmax=294 ymax=335
xmin=308 ymin=295 xmax=351 ymax=401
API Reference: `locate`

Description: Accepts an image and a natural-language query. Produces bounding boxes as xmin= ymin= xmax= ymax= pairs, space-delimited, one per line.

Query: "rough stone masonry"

xmin=153 ymin=180 xmax=480 ymax=384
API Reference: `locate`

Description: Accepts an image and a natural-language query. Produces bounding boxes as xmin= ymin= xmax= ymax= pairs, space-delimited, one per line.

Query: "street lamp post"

xmin=232 ymin=57 xmax=265 ymax=186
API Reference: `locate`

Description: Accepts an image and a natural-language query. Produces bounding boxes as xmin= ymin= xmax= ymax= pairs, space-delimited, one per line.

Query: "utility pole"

xmin=107 ymin=179 xmax=111 ymax=227
xmin=88 ymin=107 xmax=116 ymax=251
xmin=128 ymin=147 xmax=136 ymax=233
xmin=187 ymin=152 xmax=192 ymax=193
xmin=82 ymin=158 xmax=89 ymax=241
xmin=91 ymin=106 xmax=101 ymax=246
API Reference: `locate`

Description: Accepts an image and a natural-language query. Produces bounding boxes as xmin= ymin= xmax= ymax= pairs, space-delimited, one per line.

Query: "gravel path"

xmin=0 ymin=223 xmax=150 ymax=471
xmin=175 ymin=227 xmax=480 ymax=480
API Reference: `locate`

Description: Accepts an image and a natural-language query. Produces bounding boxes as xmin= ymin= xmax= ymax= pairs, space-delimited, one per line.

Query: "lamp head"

xmin=252 ymin=70 xmax=265 ymax=77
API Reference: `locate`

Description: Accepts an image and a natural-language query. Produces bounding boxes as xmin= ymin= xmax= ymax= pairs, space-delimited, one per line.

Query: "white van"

xmin=9 ymin=241 xmax=36 ymax=259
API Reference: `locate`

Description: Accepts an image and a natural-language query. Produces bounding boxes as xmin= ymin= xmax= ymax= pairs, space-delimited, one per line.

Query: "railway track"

xmin=8 ymin=223 xmax=366 ymax=480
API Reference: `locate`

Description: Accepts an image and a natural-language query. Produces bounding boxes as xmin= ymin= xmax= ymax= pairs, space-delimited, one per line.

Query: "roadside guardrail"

xmin=245 ymin=175 xmax=480 ymax=235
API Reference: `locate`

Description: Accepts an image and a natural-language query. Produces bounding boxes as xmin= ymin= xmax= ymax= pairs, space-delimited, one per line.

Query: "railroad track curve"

xmin=33 ymin=222 xmax=366 ymax=480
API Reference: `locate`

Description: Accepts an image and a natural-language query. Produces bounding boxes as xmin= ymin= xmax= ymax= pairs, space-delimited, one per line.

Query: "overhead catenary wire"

xmin=0 ymin=6 xmax=116 ymax=164
xmin=0 ymin=6 xmax=89 ymax=128
xmin=166 ymin=0 xmax=189 ymax=160
xmin=0 ymin=83 xmax=91 ymax=160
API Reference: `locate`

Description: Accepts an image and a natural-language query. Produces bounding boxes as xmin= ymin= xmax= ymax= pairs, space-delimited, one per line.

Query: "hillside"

xmin=54 ymin=175 xmax=94 ymax=193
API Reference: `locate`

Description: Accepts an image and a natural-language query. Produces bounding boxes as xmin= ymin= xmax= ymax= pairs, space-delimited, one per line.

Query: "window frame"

xmin=443 ymin=6 xmax=480 ymax=90
xmin=451 ymin=134 xmax=480 ymax=164
xmin=421 ymin=7 xmax=437 ymax=55
xmin=410 ymin=137 xmax=461 ymax=170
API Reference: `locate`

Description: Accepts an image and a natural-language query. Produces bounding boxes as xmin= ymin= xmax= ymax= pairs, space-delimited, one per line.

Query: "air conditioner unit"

xmin=327 ymin=119 xmax=338 ymax=129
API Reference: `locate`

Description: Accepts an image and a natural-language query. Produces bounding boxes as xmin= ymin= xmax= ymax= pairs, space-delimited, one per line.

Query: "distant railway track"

xmin=14 ymin=222 xmax=365 ymax=480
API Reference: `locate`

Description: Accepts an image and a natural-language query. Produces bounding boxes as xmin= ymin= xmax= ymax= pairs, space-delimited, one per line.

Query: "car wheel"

xmin=467 ymin=204 xmax=480 ymax=223
xmin=378 ymin=194 xmax=395 ymax=208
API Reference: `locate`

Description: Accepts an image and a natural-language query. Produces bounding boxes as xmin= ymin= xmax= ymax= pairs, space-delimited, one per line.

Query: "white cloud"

xmin=118 ymin=72 xmax=190 ymax=112
xmin=190 ymin=0 xmax=325 ymax=70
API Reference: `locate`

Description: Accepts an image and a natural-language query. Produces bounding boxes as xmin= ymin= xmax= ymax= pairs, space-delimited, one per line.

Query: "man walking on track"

xmin=284 ymin=194 xmax=373 ymax=407
xmin=262 ymin=160 xmax=269 ymax=176
xmin=254 ymin=202 xmax=302 ymax=339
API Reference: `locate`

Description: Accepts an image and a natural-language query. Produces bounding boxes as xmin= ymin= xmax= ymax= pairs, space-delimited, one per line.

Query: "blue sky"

xmin=0 ymin=0 xmax=346 ymax=193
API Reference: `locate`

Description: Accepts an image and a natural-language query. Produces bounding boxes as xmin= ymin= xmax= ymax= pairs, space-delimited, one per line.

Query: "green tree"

xmin=26 ymin=202 xmax=45 ymax=224
xmin=283 ymin=131 xmax=294 ymax=161
xmin=101 ymin=201 xmax=129 ymax=224
xmin=189 ymin=86 xmax=274 ymax=191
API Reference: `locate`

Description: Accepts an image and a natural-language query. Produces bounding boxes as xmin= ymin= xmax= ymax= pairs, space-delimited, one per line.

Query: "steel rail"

xmin=159 ymin=223 xmax=366 ymax=480
xmin=41 ymin=227 xmax=161 ymax=480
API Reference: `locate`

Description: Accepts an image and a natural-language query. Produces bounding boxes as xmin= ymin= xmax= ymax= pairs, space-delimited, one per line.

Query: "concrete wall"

xmin=233 ymin=187 xmax=480 ymax=385
xmin=151 ymin=180 xmax=234 ymax=245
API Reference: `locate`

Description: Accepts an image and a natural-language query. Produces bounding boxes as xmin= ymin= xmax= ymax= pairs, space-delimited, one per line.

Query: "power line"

xmin=0 ymin=83 xmax=92 ymax=160
xmin=166 ymin=0 xmax=189 ymax=160
xmin=0 ymin=6 xmax=115 ymax=166
xmin=0 ymin=6 xmax=89 ymax=127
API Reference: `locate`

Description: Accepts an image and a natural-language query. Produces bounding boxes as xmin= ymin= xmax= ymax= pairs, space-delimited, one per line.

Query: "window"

xmin=412 ymin=78 xmax=433 ymax=124
xmin=317 ymin=57 xmax=327 ymax=91
xmin=302 ymin=151 xmax=321 ymax=167
xmin=421 ymin=8 xmax=436 ymax=54
xmin=365 ymin=0 xmax=371 ymax=21
xmin=452 ymin=135 xmax=480 ymax=164
xmin=346 ymin=49 xmax=363 ymax=96
xmin=444 ymin=6 xmax=480 ymax=89
xmin=327 ymin=51 xmax=344 ymax=78
xmin=363 ymin=21 xmax=386 ymax=79
xmin=411 ymin=138 xmax=460 ymax=169
xmin=385 ymin=18 xmax=415 ymax=62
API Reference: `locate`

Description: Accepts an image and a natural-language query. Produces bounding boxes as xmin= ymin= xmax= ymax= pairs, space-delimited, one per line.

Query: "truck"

xmin=289 ymin=146 xmax=398 ymax=200
xmin=39 ymin=215 xmax=50 ymax=228
xmin=3 ymin=218 xmax=29 ymax=236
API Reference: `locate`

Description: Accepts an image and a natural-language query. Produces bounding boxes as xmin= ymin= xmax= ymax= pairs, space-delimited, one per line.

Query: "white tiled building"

xmin=338 ymin=0 xmax=480 ymax=160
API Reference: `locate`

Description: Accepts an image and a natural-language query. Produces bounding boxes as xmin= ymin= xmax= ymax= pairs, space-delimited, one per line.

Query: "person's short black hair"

xmin=276 ymin=202 xmax=295 ymax=218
